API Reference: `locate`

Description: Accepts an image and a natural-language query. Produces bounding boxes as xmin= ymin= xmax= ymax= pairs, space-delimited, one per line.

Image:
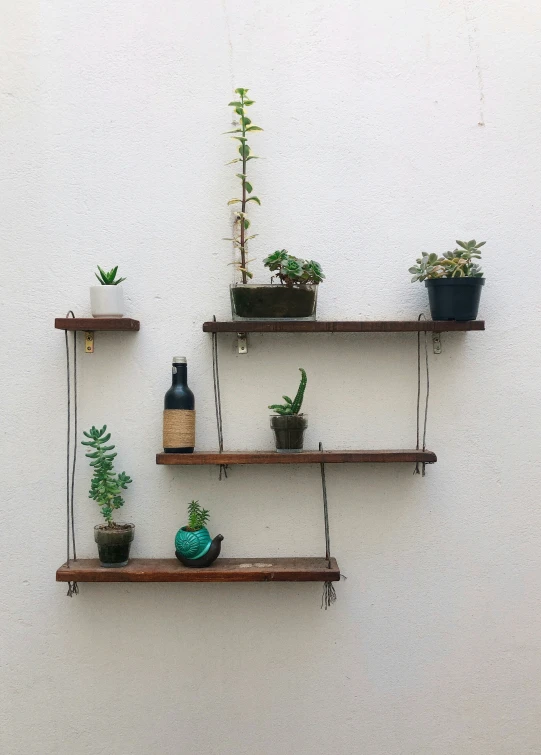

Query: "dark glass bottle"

xmin=163 ymin=357 xmax=195 ymax=453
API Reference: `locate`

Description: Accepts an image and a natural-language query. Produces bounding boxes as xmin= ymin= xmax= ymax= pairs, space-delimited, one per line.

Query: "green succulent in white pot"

xmin=90 ymin=266 xmax=126 ymax=318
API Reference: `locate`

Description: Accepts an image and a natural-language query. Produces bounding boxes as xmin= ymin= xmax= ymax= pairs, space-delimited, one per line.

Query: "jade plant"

xmin=269 ymin=368 xmax=307 ymax=415
xmin=186 ymin=500 xmax=210 ymax=531
xmin=82 ymin=425 xmax=132 ymax=526
xmin=409 ymin=240 xmax=485 ymax=282
xmin=224 ymin=87 xmax=263 ymax=283
xmin=263 ymin=250 xmax=325 ymax=287
xmin=95 ymin=266 xmax=126 ymax=285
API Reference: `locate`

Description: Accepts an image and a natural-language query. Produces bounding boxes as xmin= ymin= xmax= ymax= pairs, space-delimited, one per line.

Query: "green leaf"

xmin=225 ymin=158 xmax=242 ymax=165
xmin=223 ymin=129 xmax=243 ymax=134
xmin=244 ymin=218 xmax=250 ymax=229
xmin=235 ymin=87 xmax=248 ymax=95
xmin=246 ymin=155 xmax=259 ymax=161
xmin=227 ymin=199 xmax=242 ymax=205
xmin=235 ymin=107 xmax=243 ymax=116
xmin=245 ymin=181 xmax=253 ymax=193
xmin=246 ymin=125 xmax=263 ymax=131
xmin=236 ymin=173 xmax=247 ymax=179
xmin=244 ymin=99 xmax=255 ymax=106
xmin=246 ymin=196 xmax=261 ymax=205
xmin=456 ymin=240 xmax=468 ymax=249
xmin=232 ymin=136 xmax=247 ymax=142
xmin=228 ymin=101 xmax=242 ymax=107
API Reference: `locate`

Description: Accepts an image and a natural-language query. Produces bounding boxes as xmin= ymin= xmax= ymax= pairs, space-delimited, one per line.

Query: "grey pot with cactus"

xmin=269 ymin=368 xmax=308 ymax=452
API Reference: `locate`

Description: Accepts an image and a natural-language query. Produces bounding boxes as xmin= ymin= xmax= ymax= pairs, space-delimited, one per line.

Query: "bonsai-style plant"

xmin=90 ymin=266 xmax=126 ymax=318
xmin=225 ymin=88 xmax=323 ymax=320
xmin=175 ymin=501 xmax=223 ymax=568
xmin=269 ymin=368 xmax=308 ymax=451
xmin=409 ymin=239 xmax=486 ymax=321
xmin=82 ymin=425 xmax=134 ymax=567
xmin=264 ymin=250 xmax=325 ymax=287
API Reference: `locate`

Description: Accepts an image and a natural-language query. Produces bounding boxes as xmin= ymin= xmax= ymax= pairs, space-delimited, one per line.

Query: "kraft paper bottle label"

xmin=163 ymin=409 xmax=196 ymax=448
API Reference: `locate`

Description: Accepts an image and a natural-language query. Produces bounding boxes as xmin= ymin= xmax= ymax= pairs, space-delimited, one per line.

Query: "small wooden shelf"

xmin=203 ymin=320 xmax=485 ymax=333
xmin=56 ymin=557 xmax=340 ymax=583
xmin=156 ymin=449 xmax=437 ymax=465
xmin=55 ymin=318 xmax=140 ymax=331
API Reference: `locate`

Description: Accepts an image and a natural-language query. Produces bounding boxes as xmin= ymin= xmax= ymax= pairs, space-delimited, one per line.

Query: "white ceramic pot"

xmin=90 ymin=286 xmax=125 ymax=318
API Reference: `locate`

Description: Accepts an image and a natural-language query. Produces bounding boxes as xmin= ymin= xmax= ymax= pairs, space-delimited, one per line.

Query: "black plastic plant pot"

xmin=231 ymin=284 xmax=317 ymax=320
xmin=94 ymin=523 xmax=135 ymax=567
xmin=270 ymin=414 xmax=308 ymax=452
xmin=425 ymin=278 xmax=485 ymax=321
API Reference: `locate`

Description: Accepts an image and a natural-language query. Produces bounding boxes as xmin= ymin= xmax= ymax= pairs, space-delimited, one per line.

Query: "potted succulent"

xmin=90 ymin=265 xmax=126 ymax=318
xmin=82 ymin=425 xmax=134 ymax=567
xmin=269 ymin=368 xmax=308 ymax=452
xmin=409 ymin=239 xmax=486 ymax=321
xmin=224 ymin=88 xmax=325 ymax=319
xmin=175 ymin=501 xmax=223 ymax=568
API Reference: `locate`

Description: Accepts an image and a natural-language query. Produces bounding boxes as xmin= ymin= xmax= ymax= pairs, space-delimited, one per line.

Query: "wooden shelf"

xmin=156 ymin=449 xmax=437 ymax=465
xmin=55 ymin=318 xmax=140 ymax=331
xmin=203 ymin=320 xmax=485 ymax=333
xmin=56 ymin=557 xmax=340 ymax=583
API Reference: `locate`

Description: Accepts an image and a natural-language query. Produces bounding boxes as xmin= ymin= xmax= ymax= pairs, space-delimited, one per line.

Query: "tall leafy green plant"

xmin=224 ymin=87 xmax=263 ymax=283
xmin=82 ymin=425 xmax=132 ymax=526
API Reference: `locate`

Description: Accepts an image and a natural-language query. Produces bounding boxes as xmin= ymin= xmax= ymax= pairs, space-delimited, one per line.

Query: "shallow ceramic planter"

xmin=425 ymin=278 xmax=485 ymax=321
xmin=270 ymin=414 xmax=308 ymax=452
xmin=230 ymin=284 xmax=317 ymax=320
xmin=94 ymin=523 xmax=134 ymax=567
xmin=90 ymin=285 xmax=125 ymax=318
xmin=174 ymin=526 xmax=223 ymax=568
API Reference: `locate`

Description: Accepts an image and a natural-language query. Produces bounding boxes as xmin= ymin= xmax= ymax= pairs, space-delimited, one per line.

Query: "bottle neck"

xmin=172 ymin=363 xmax=188 ymax=386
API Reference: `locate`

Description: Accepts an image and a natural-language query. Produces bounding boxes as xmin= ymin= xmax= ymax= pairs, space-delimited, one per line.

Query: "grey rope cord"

xmin=211 ymin=316 xmax=228 ymax=480
xmin=319 ymin=442 xmax=337 ymax=609
xmin=414 ymin=313 xmax=430 ymax=476
xmin=64 ymin=311 xmax=79 ymax=596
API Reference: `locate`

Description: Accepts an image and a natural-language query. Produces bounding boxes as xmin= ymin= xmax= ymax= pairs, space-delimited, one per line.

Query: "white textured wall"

xmin=2 ymin=1 xmax=541 ymax=753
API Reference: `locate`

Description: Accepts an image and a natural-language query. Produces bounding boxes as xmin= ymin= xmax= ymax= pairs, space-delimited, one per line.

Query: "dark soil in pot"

xmin=232 ymin=284 xmax=317 ymax=319
xmin=94 ymin=523 xmax=135 ymax=567
xmin=270 ymin=414 xmax=308 ymax=452
xmin=425 ymin=278 xmax=485 ymax=321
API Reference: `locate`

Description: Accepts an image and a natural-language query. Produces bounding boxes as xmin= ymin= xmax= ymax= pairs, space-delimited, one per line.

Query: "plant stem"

xmin=240 ymin=91 xmax=247 ymax=284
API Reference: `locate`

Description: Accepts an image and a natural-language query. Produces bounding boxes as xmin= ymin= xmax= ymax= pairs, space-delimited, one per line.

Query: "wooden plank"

xmin=55 ymin=318 xmax=140 ymax=331
xmin=203 ymin=320 xmax=485 ymax=333
xmin=56 ymin=557 xmax=340 ymax=583
xmin=156 ymin=449 xmax=437 ymax=465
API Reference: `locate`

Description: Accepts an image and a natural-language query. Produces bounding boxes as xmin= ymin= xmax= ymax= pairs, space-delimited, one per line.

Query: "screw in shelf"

xmin=432 ymin=332 xmax=442 ymax=354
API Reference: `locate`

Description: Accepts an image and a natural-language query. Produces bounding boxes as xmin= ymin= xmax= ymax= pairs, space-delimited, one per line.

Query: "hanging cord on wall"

xmin=211 ymin=316 xmax=228 ymax=481
xmin=64 ymin=311 xmax=79 ymax=597
xmin=319 ymin=442 xmax=337 ymax=609
xmin=414 ymin=313 xmax=430 ymax=477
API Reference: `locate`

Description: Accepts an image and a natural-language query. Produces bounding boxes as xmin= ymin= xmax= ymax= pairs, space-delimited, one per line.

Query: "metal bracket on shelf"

xmin=432 ymin=332 xmax=442 ymax=355
xmin=237 ymin=333 xmax=248 ymax=354
xmin=84 ymin=331 xmax=94 ymax=353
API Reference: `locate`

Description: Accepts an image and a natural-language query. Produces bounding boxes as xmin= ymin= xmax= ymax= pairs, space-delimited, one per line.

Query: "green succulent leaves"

xmin=409 ymin=239 xmax=485 ymax=282
xmin=225 ymin=88 xmax=263 ymax=283
xmin=187 ymin=500 xmax=210 ymax=531
xmin=82 ymin=425 xmax=132 ymax=525
xmin=95 ymin=266 xmax=126 ymax=286
xmin=269 ymin=368 xmax=308 ymax=416
xmin=263 ymin=250 xmax=325 ymax=286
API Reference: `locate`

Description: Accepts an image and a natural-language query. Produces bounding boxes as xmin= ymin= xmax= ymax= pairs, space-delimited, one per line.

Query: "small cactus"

xmin=269 ymin=368 xmax=307 ymax=416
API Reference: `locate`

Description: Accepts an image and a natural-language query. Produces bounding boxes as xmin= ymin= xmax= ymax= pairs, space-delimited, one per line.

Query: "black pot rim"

xmin=425 ymin=277 xmax=485 ymax=287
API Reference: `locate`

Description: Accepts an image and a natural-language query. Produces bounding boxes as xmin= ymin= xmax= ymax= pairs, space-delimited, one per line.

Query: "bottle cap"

xmin=173 ymin=357 xmax=187 ymax=364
